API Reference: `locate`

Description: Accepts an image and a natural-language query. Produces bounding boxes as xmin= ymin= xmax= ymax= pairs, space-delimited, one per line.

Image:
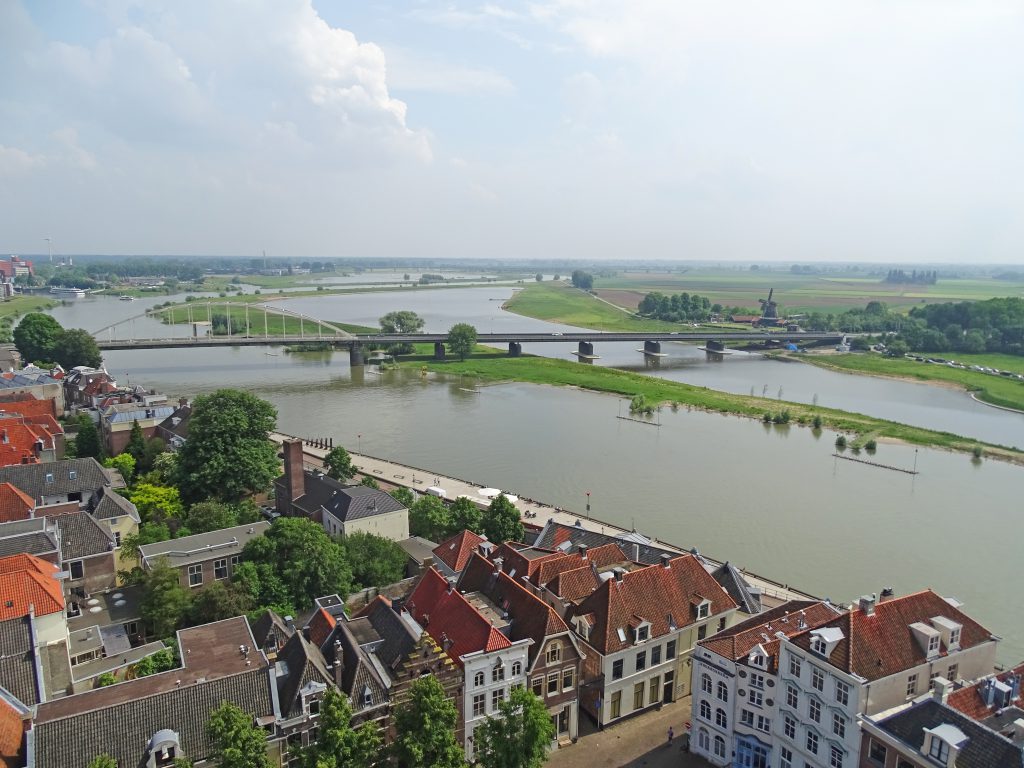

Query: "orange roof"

xmin=0 ymin=483 xmax=34 ymax=523
xmin=0 ymin=393 xmax=57 ymax=420
xmin=0 ymin=696 xmax=25 ymax=768
xmin=432 ymin=529 xmax=487 ymax=574
xmin=0 ymin=554 xmax=64 ymax=620
xmin=0 ymin=416 xmax=61 ymax=468
xmin=306 ymin=608 xmax=337 ymax=648
xmin=946 ymin=662 xmax=1024 ymax=721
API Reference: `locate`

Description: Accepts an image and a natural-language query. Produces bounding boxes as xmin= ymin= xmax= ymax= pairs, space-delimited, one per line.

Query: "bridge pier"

xmin=349 ymin=343 xmax=365 ymax=367
xmin=643 ymin=340 xmax=662 ymax=354
xmin=508 ymin=341 xmax=522 ymax=357
xmin=704 ymin=340 xmax=725 ymax=361
xmin=433 ymin=342 xmax=446 ymax=360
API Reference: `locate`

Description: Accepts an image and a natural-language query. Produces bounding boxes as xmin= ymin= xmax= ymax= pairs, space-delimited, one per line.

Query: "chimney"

xmin=613 ymin=568 xmax=623 ymax=583
xmin=578 ymin=544 xmax=588 ymax=559
xmin=632 ymin=543 xmax=640 ymax=562
xmin=478 ymin=543 xmax=490 ymax=557
xmin=283 ymin=439 xmax=305 ymax=505
xmin=932 ymin=676 xmax=953 ymax=704
xmin=660 ymin=553 xmax=671 ymax=569
xmin=333 ymin=639 xmax=345 ymax=686
xmin=1013 ymin=719 xmax=1024 ymax=743
xmin=859 ymin=594 xmax=877 ymax=616
xmin=493 ymin=557 xmax=504 ymax=573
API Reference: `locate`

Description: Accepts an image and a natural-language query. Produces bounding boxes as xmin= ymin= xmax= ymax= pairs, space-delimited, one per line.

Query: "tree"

xmin=450 ymin=496 xmax=483 ymax=534
xmin=472 ymin=686 xmax=555 ymax=768
xmin=341 ymin=531 xmax=408 ymax=589
xmin=389 ymin=486 xmax=414 ymax=508
xmin=140 ymin=561 xmax=193 ymax=638
xmin=535 ymin=273 xmax=543 ymax=282
xmin=126 ymin=483 xmax=184 ymax=525
xmin=104 ymin=453 xmax=136 ymax=483
xmin=74 ymin=414 xmax=104 ymax=459
xmin=132 ymin=647 xmax=178 ymax=678
xmin=884 ymin=339 xmax=910 ymax=357
xmin=379 ymin=311 xmax=426 ymax=334
xmin=409 ymin=495 xmax=454 ymax=542
xmin=13 ymin=312 xmax=62 ymax=363
xmin=447 ymin=323 xmax=477 ymax=361
xmin=359 ymin=475 xmax=380 ymax=490
xmin=175 ymin=389 xmax=279 ymax=504
xmin=391 ymin=675 xmax=466 ymax=768
xmin=125 ymin=419 xmax=147 ymax=468
xmin=570 ymin=270 xmax=593 ymax=291
xmin=296 ymin=689 xmax=381 ymax=768
xmin=232 ymin=560 xmax=292 ymax=614
xmin=483 ymin=494 xmax=524 ymax=544
xmin=206 ymin=701 xmax=273 ymax=768
xmin=241 ymin=518 xmax=352 ymax=609
xmin=324 ymin=446 xmax=356 ymax=483
xmin=88 ymin=755 xmax=118 ymax=768
xmin=189 ymin=580 xmax=253 ymax=625
xmin=51 ymin=328 xmax=103 ymax=369
xmin=183 ymin=500 xmax=241 ymax=534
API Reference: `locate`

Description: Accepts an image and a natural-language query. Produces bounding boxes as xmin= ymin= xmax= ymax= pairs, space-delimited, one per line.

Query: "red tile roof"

xmin=0 ymin=695 xmax=25 ymax=768
xmin=548 ymin=566 xmax=603 ymax=603
xmin=491 ymin=541 xmax=559 ymax=580
xmin=0 ymin=415 xmax=61 ymax=468
xmin=531 ymin=543 xmax=629 ymax=589
xmin=0 ymin=394 xmax=57 ymax=420
xmin=458 ymin=552 xmax=570 ymax=666
xmin=0 ymin=483 xmax=34 ymax=523
xmin=432 ymin=529 xmax=487 ymax=574
xmin=947 ymin=662 xmax=1024 ymax=721
xmin=0 ymin=554 xmax=64 ymax=619
xmin=570 ymin=554 xmax=737 ymax=655
xmin=789 ymin=590 xmax=995 ymax=683
xmin=306 ymin=608 xmax=336 ymax=648
xmin=407 ymin=567 xmax=511 ymax=666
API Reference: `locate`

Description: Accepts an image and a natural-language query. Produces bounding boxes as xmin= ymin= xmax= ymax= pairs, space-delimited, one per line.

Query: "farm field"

xmin=503 ymin=283 xmax=682 ymax=332
xmin=593 ymin=270 xmax=1024 ymax=315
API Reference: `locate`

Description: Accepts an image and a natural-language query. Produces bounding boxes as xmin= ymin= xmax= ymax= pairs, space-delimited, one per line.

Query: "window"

xmin=532 ymin=676 xmax=543 ymax=696
xmin=492 ymin=688 xmax=505 ymax=711
xmin=474 ymin=671 xmax=485 ymax=687
xmin=806 ymin=731 xmax=819 ymax=755
xmin=929 ymin=671 xmax=940 ymax=689
xmin=188 ymin=563 xmax=202 ymax=586
xmin=715 ymin=708 xmax=727 ymax=729
xmin=649 ymin=676 xmax=660 ymax=705
xmin=949 ymin=627 xmax=961 ymax=647
xmin=789 ymin=656 xmax=802 ymax=677
xmin=716 ymin=681 xmax=728 ymax=702
xmin=809 ymin=699 xmax=821 ymax=723
xmin=546 ymin=642 xmax=562 ymax=663
xmin=832 ymin=713 xmax=846 ymax=738
xmin=741 ymin=709 xmax=754 ymax=727
xmin=835 ymin=680 xmax=849 ymax=706
xmin=45 ymin=473 xmax=54 ymax=484
xmin=562 ymin=667 xmax=574 ymax=691
xmin=547 ymin=673 xmax=559 ymax=696
xmin=829 ymin=745 xmax=844 ymax=768
xmin=906 ymin=674 xmax=918 ymax=697
xmin=811 ymin=667 xmax=825 ymax=691
xmin=718 ymin=617 xmax=726 ymax=632
xmin=230 ymin=554 xmax=240 ymax=567
xmin=749 ymin=690 xmax=763 ymax=707
xmin=750 ymin=672 xmax=765 ymax=689
xmin=68 ymin=560 xmax=84 ymax=580
xmin=633 ymin=682 xmax=645 ymax=710
xmin=713 ymin=736 xmax=726 ymax=759
xmin=756 ymin=714 xmax=770 ymax=733
xmin=928 ymin=737 xmax=949 ymax=762
xmin=472 ymin=694 xmax=486 ymax=717
xmin=784 ymin=715 xmax=796 ymax=739
xmin=113 ymin=530 xmax=122 ymax=547
xmin=511 ymin=661 xmax=522 ymax=677
xmin=214 ymin=558 xmax=228 ymax=579
xmin=610 ymin=690 xmax=621 ymax=719
xmin=786 ymin=685 xmax=799 ymax=709
xmin=651 ymin=645 xmax=661 ymax=665
xmin=948 ymin=663 xmax=958 ymax=681
xmin=635 ymin=650 xmax=646 ymax=671
xmin=697 ymin=602 xmax=710 ymax=620
xmin=868 ymin=741 xmax=887 ymax=762
xmin=701 ymin=674 xmax=713 ymax=694
xmin=699 ymin=700 xmax=711 ymax=720
xmin=636 ymin=625 xmax=649 ymax=642
xmin=612 ymin=659 xmax=623 ymax=680
xmin=698 ymin=728 xmax=710 ymax=752
xmin=812 ymin=637 xmax=826 ymax=655
xmin=780 ymin=747 xmax=793 ymax=768
xmin=666 ymin=639 xmax=676 ymax=659
xmin=492 ymin=663 xmax=505 ymax=683
xmin=307 ymin=698 xmax=321 ymax=715
xmin=698 ymin=624 xmax=707 ymax=640
xmin=927 ymin=635 xmax=940 ymax=654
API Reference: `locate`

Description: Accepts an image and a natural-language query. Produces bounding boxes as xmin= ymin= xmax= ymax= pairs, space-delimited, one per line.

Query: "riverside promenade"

xmin=270 ymin=432 xmax=816 ymax=606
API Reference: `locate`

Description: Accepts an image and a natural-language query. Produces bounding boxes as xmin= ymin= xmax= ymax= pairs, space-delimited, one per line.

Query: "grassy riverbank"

xmin=0 ymin=295 xmax=59 ymax=320
xmin=797 ymin=353 xmax=1024 ymax=412
xmin=399 ymin=350 xmax=1023 ymax=460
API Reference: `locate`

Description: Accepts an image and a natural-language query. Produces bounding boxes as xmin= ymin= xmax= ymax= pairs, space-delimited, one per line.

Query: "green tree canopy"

xmin=125 ymin=482 xmax=184 ymax=525
xmin=389 ymin=486 xmax=414 ymax=508
xmin=391 ymin=675 xmax=466 ymax=768
xmin=446 ymin=323 xmax=477 ymax=361
xmin=175 ymin=389 xmax=278 ymax=504
xmin=296 ymin=689 xmax=381 ymax=768
xmin=74 ymin=414 xmax=104 ymax=459
xmin=182 ymin=500 xmax=242 ymax=534
xmin=483 ymin=494 xmax=524 ymax=544
xmin=52 ymin=328 xmax=103 ymax=369
xmin=341 ymin=531 xmax=408 ymax=589
xmin=139 ymin=560 xmax=193 ymax=638
xmin=409 ymin=495 xmax=453 ymax=542
xmin=125 ymin=419 xmax=147 ymax=467
xmin=379 ymin=311 xmax=426 ymax=334
xmin=472 ymin=686 xmax=555 ymax=768
xmin=188 ymin=580 xmax=253 ymax=625
xmin=13 ymin=312 xmax=62 ymax=363
xmin=450 ymin=496 xmax=483 ymax=534
xmin=241 ymin=517 xmax=352 ymax=609
xmin=88 ymin=755 xmax=118 ymax=768
xmin=206 ymin=701 xmax=273 ymax=768
xmin=104 ymin=453 xmax=136 ymax=483
xmin=359 ymin=475 xmax=380 ymax=490
xmin=323 ymin=446 xmax=356 ymax=482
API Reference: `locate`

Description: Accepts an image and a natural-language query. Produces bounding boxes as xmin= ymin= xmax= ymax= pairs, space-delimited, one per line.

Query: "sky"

xmin=1 ymin=0 xmax=1022 ymax=263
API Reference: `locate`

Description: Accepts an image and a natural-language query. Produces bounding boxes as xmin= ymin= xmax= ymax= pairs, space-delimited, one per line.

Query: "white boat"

xmin=118 ymin=295 xmax=135 ymax=301
xmin=49 ymin=287 xmax=86 ymax=298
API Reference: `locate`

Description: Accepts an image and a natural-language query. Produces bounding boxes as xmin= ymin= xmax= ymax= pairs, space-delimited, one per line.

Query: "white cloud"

xmin=0 ymin=145 xmax=46 ymax=177
xmin=384 ymin=48 xmax=515 ymax=94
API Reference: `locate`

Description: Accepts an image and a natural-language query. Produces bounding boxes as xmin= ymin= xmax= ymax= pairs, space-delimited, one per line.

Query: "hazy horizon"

xmin=2 ymin=1 xmax=1022 ymax=263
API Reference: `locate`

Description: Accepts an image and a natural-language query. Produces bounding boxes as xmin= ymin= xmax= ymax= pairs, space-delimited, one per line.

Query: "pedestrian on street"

xmin=667 ymin=726 xmax=674 ymax=747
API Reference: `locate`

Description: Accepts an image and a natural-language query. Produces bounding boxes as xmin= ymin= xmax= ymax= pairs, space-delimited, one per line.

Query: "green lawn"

xmin=155 ymin=303 xmax=376 ymax=336
xmin=396 ymin=351 xmax=1022 ymax=458
xmin=0 ymin=295 xmax=59 ymax=320
xmin=504 ymin=283 xmax=691 ymax=331
xmin=801 ymin=353 xmax=1024 ymax=411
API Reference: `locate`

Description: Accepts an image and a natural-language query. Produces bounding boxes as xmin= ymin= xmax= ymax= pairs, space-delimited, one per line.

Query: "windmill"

xmin=757 ymin=288 xmax=780 ymax=326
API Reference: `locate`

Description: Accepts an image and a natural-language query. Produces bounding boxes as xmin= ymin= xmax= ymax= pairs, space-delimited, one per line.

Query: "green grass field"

xmin=0 ymin=295 xmax=59 ymax=320
xmin=593 ymin=269 xmax=1024 ymax=314
xmin=800 ymin=353 xmax=1024 ymax=411
xmin=155 ymin=304 xmax=376 ymax=336
xmin=504 ymin=283 xmax=696 ymax=331
xmin=397 ymin=350 xmax=1022 ymax=459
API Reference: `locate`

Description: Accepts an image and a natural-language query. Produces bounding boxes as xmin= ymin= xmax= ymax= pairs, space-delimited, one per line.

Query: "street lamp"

xmin=586 ymin=491 xmax=591 ymax=518
xmin=357 ymin=433 xmax=362 ymax=454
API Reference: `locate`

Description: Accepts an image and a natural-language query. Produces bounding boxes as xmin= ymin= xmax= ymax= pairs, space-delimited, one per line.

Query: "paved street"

xmin=547 ymin=698 xmax=714 ymax=768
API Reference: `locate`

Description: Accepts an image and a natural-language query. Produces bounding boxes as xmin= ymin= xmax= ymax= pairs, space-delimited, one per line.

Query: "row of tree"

xmin=636 ymin=291 xmax=716 ymax=323
xmin=570 ymin=270 xmax=593 ymax=291
xmin=883 ymin=269 xmax=938 ymax=285
xmin=13 ymin=312 xmax=103 ymax=368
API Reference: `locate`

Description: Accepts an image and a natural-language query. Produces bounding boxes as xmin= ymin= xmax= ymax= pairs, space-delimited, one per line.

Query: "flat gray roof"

xmin=139 ymin=522 xmax=270 ymax=569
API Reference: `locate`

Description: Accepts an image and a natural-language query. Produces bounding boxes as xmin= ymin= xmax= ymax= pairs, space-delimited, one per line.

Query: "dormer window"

xmin=45 ymin=473 xmax=54 ymax=484
xmin=928 ymin=635 xmax=940 ymax=654
xmin=636 ymin=624 xmax=650 ymax=642
xmin=812 ymin=637 xmax=827 ymax=655
xmin=696 ymin=600 xmax=711 ymax=620
xmin=69 ymin=470 xmax=77 ymax=480
xmin=546 ymin=642 xmax=562 ymax=664
xmin=949 ymin=628 xmax=960 ymax=647
xmin=928 ymin=737 xmax=949 ymax=763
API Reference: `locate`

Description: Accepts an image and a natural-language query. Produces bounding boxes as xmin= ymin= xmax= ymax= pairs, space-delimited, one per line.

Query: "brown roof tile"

xmin=0 ymin=485 xmax=33 ymax=524
xmin=432 ymin=529 xmax=486 ymax=573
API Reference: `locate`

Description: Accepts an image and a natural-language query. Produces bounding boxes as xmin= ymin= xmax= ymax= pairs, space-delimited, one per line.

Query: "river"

xmin=46 ymin=290 xmax=1024 ymax=662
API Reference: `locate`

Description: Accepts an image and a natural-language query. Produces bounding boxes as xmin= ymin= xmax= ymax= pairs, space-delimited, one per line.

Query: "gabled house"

xmin=273 ymin=630 xmax=335 ymax=755
xmin=46 ymin=510 xmax=117 ymax=602
xmin=0 ymin=484 xmax=36 ymax=525
xmin=774 ymin=590 xmax=999 ymax=768
xmin=690 ymin=599 xmax=841 ymax=767
xmin=406 ymin=567 xmax=532 ymax=760
xmin=62 ymin=368 xmax=117 ymax=410
xmin=98 ymin=400 xmax=174 ymax=455
xmin=138 ymin=521 xmax=269 ymax=590
xmin=0 ymin=554 xmax=66 ymax=648
xmin=0 ymin=413 xmax=63 ymax=466
xmin=431 ymin=530 xmax=491 ymax=578
xmin=459 ymin=551 xmax=586 ymax=745
xmin=566 ymin=553 xmax=738 ymax=727
xmin=0 ymin=518 xmax=60 ymax=564
xmin=155 ymin=399 xmax=191 ymax=450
